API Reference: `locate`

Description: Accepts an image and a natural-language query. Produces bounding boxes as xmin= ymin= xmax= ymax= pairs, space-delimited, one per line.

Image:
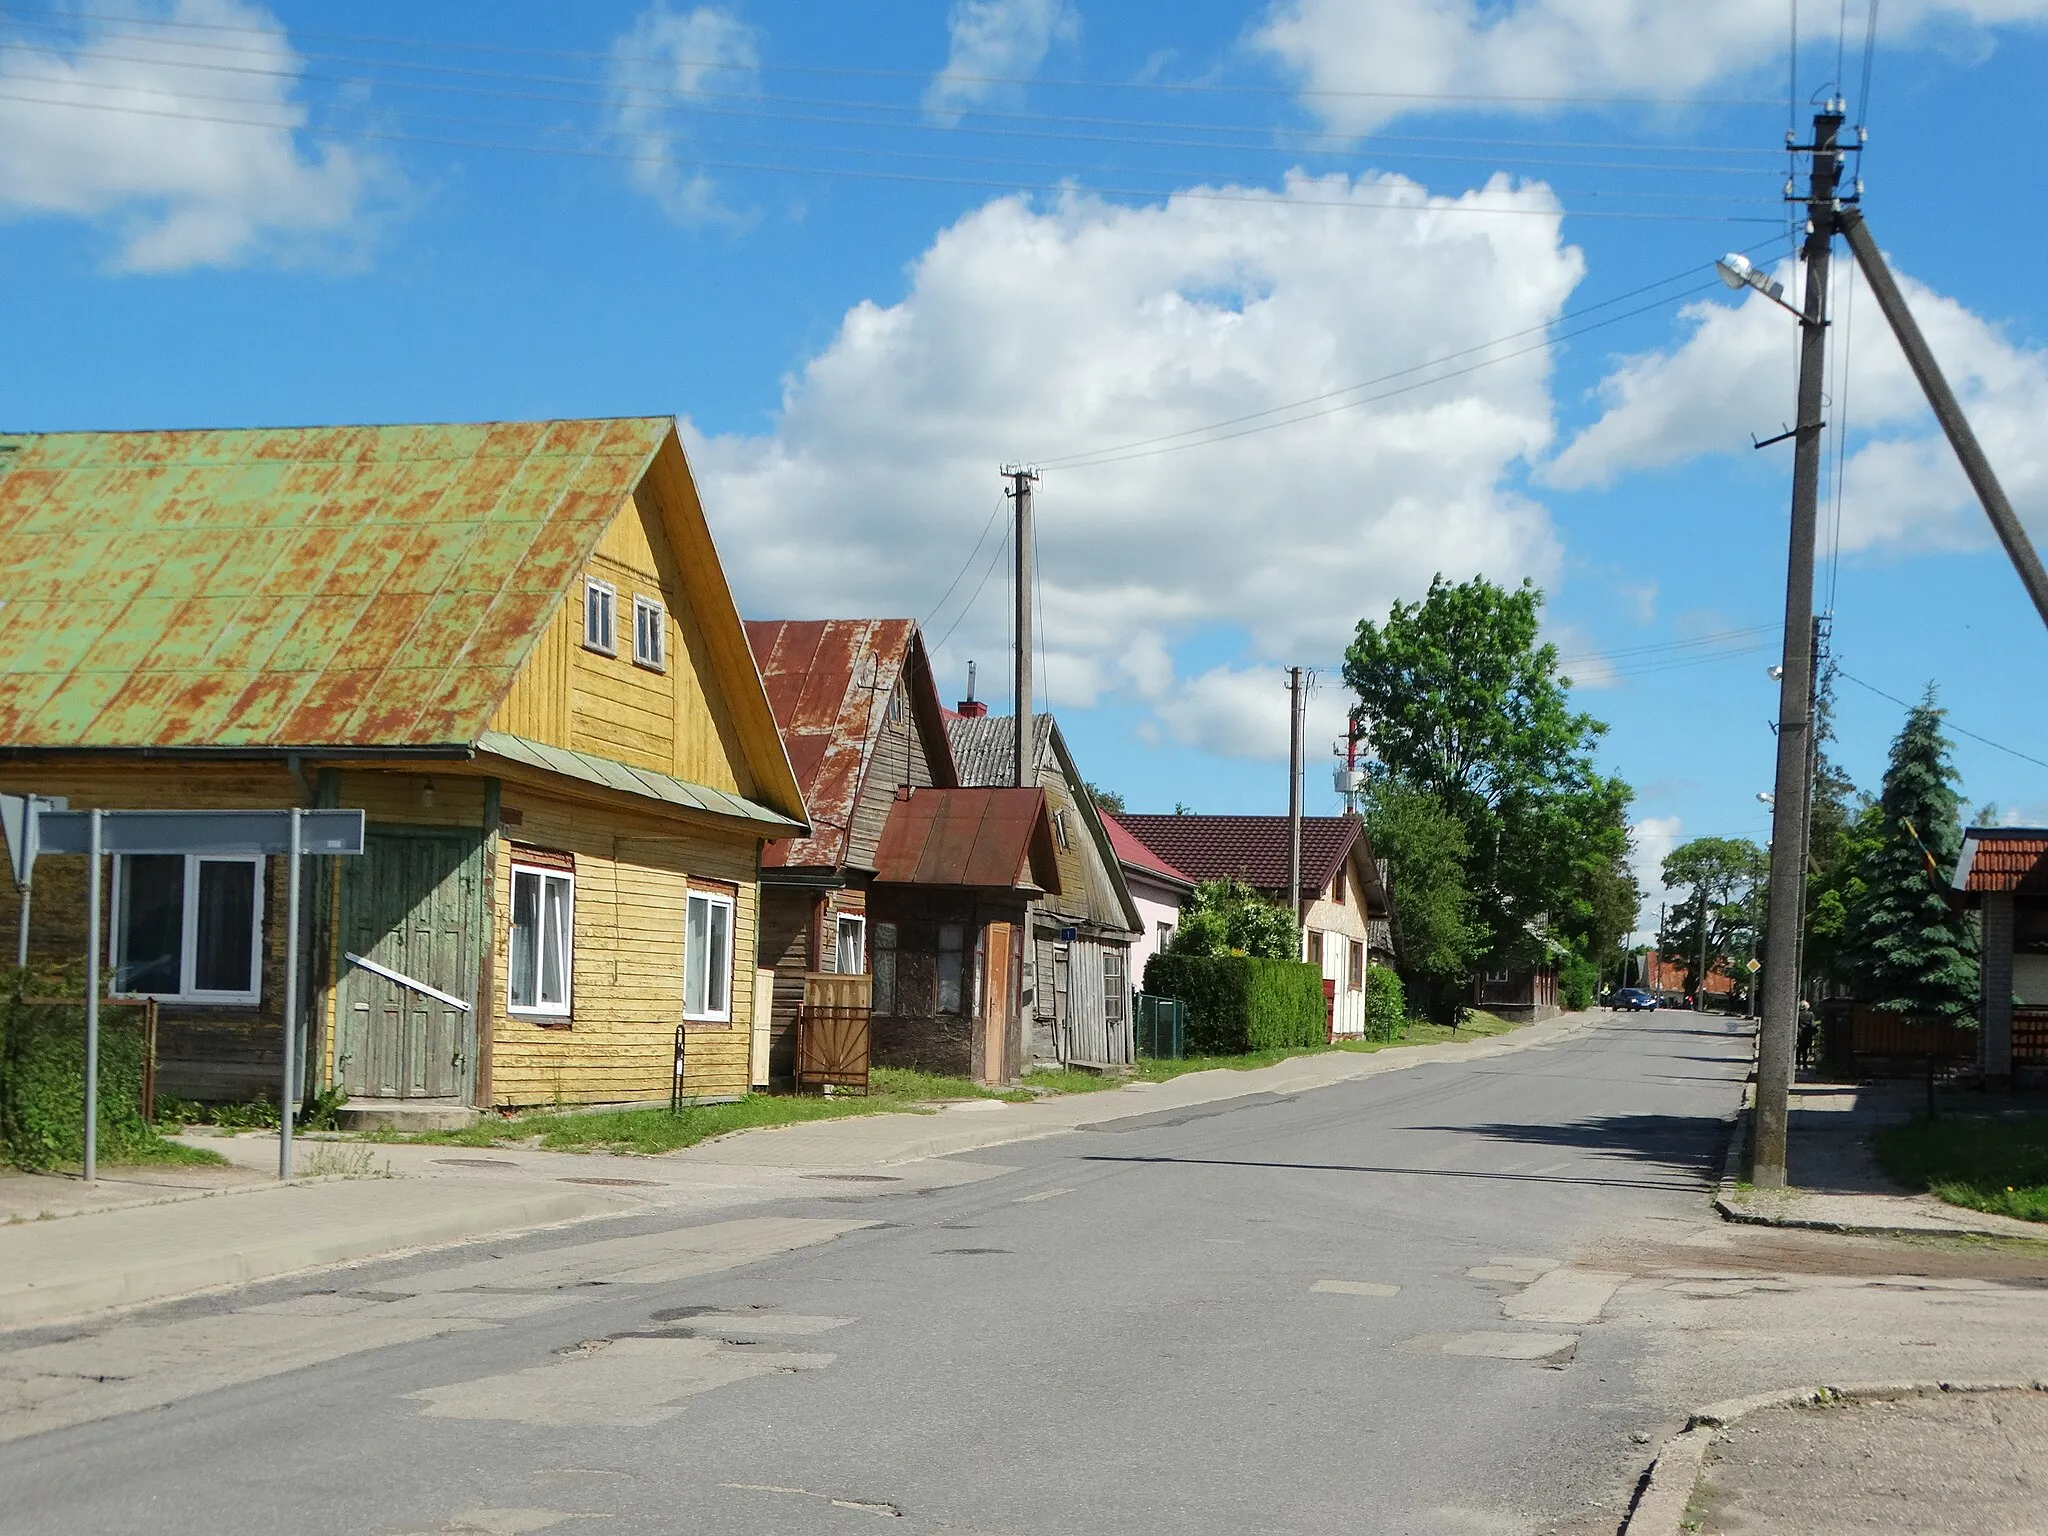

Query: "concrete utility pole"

xmin=1753 ymin=106 xmax=1844 ymax=1189
xmin=1287 ymin=667 xmax=1305 ymax=945
xmin=1004 ymin=465 xmax=1037 ymax=789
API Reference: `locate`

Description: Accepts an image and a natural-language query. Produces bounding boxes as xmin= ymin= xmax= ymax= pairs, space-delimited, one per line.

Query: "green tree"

xmin=1082 ymin=781 xmax=1126 ymax=815
xmin=1657 ymin=837 xmax=1766 ymax=995
xmin=1365 ymin=779 xmax=1482 ymax=1020
xmin=1344 ymin=573 xmax=1632 ymax=977
xmin=1166 ymin=879 xmax=1299 ymax=961
xmin=1802 ymin=657 xmax=1872 ymax=992
xmin=1843 ymin=691 xmax=1977 ymax=1021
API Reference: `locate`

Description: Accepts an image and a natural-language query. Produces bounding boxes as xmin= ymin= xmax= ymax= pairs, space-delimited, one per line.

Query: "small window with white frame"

xmin=509 ymin=864 xmax=574 ymax=1018
xmin=632 ymin=594 xmax=665 ymax=671
xmin=583 ymin=578 xmax=617 ymax=655
xmin=113 ymin=854 xmax=264 ymax=1004
xmin=1052 ymin=809 xmax=1070 ymax=850
xmin=835 ymin=913 xmax=866 ymax=974
xmin=685 ymin=889 xmax=735 ymax=1021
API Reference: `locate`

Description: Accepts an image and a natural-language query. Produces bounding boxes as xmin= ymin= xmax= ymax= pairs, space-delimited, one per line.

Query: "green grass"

xmin=1019 ymin=1068 xmax=1124 ymax=1095
xmin=1873 ymin=1114 xmax=2048 ymax=1224
xmin=1136 ymin=1011 xmax=1523 ymax=1080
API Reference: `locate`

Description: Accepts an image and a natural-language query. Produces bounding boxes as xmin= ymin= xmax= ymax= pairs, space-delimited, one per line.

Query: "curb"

xmin=0 ymin=1183 xmax=634 ymax=1331
xmin=1618 ymin=1380 xmax=2048 ymax=1535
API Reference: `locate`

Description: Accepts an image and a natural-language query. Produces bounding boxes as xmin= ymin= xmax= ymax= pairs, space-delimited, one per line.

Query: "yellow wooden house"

xmin=0 ymin=418 xmax=806 ymax=1119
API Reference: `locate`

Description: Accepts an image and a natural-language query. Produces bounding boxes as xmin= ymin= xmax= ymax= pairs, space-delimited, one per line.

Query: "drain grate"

xmin=557 ymin=1176 xmax=661 ymax=1187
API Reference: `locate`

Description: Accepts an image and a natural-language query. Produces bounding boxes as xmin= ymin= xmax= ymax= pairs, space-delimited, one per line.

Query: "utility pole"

xmin=1287 ymin=666 xmax=1305 ymax=949
xmin=1753 ymin=105 xmax=1844 ymax=1190
xmin=1697 ymin=885 xmax=1711 ymax=1008
xmin=1004 ymin=465 xmax=1037 ymax=790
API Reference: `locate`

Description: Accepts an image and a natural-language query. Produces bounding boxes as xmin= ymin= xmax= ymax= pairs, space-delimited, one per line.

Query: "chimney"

xmin=957 ymin=658 xmax=988 ymax=718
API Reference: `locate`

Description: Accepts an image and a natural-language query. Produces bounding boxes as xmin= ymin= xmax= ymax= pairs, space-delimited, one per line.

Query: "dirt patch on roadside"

xmin=1582 ymin=1223 xmax=2048 ymax=1284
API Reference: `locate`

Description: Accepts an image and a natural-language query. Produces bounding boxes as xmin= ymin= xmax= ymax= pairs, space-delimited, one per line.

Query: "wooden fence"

xmin=796 ymin=971 xmax=872 ymax=1094
xmin=1834 ymin=1004 xmax=1977 ymax=1075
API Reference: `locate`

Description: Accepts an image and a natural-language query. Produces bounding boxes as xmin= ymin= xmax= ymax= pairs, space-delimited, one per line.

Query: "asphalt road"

xmin=0 ymin=1012 xmax=1753 ymax=1536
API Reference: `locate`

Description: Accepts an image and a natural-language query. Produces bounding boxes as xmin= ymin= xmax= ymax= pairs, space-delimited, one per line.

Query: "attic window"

xmin=632 ymin=595 xmax=666 ymax=672
xmin=584 ymin=579 xmax=617 ymax=655
xmin=1053 ymin=809 xmax=1070 ymax=851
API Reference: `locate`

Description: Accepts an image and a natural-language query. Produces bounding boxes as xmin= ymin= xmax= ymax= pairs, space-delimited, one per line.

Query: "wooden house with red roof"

xmin=0 ymin=419 xmax=808 ymax=1120
xmin=1952 ymin=826 xmax=2048 ymax=1083
xmin=745 ymin=620 xmax=1059 ymax=1085
xmin=1116 ymin=813 xmax=1394 ymax=1036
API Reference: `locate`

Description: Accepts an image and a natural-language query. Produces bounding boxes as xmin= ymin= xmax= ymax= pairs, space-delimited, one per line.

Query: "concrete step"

xmin=332 ymin=1099 xmax=479 ymax=1132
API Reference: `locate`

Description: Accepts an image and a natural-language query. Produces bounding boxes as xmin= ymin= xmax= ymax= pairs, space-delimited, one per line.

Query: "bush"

xmin=1559 ymin=952 xmax=1599 ymax=1012
xmin=1363 ymin=967 xmax=1406 ymax=1042
xmin=1 ymin=968 xmax=156 ymax=1171
xmin=1143 ymin=952 xmax=1325 ymax=1055
xmin=1166 ymin=879 xmax=1299 ymax=961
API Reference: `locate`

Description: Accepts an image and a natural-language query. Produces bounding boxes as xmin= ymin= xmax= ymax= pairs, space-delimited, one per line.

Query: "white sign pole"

xmin=83 ymin=809 xmax=102 ymax=1183
xmin=280 ymin=809 xmax=301 ymax=1181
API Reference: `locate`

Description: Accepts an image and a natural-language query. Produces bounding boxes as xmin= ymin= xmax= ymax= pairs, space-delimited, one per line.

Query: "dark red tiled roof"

xmin=1114 ymin=814 xmax=1365 ymax=897
xmin=1098 ymin=811 xmax=1195 ymax=889
xmin=1958 ymin=828 xmax=2048 ymax=894
xmin=872 ymin=788 xmax=1061 ymax=893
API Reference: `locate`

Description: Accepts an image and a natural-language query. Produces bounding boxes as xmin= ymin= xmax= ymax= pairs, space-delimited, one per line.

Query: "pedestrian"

xmin=1797 ymin=999 xmax=1817 ymax=1072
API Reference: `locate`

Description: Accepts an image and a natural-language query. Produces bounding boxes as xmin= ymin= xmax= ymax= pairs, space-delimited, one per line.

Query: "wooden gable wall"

xmin=844 ymin=670 xmax=942 ymax=872
xmin=489 ymin=486 xmax=758 ymax=798
xmin=1034 ymin=748 xmax=1135 ymax=936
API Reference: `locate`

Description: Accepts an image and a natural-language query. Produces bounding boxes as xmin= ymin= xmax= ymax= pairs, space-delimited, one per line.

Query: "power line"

xmin=1836 ymin=669 xmax=2048 ymax=773
xmin=921 ymin=494 xmax=1008 ymax=632
xmin=930 ymin=523 xmax=1011 ymax=656
xmin=0 ymin=89 xmax=1786 ymax=223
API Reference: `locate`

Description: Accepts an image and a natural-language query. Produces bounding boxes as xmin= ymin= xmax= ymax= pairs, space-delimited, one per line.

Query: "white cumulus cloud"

xmin=0 ymin=0 xmax=367 ymax=271
xmin=1548 ymin=253 xmax=2048 ymax=555
xmin=1628 ymin=813 xmax=1684 ymax=941
xmin=1252 ymin=0 xmax=2048 ymax=133
xmin=689 ymin=170 xmax=1581 ymax=743
xmin=609 ymin=3 xmax=758 ymax=225
xmin=925 ymin=0 xmax=1080 ymax=124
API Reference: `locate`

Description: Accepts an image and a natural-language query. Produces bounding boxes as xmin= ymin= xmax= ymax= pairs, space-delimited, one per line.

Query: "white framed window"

xmin=1052 ymin=809 xmax=1070 ymax=851
xmin=1155 ymin=921 xmax=1173 ymax=953
xmin=632 ymin=594 xmax=665 ymax=671
xmin=835 ymin=913 xmax=866 ymax=974
xmin=509 ymin=865 xmax=574 ymax=1017
xmin=113 ymin=854 xmax=263 ymax=1004
xmin=583 ymin=578 xmax=617 ymax=655
xmin=685 ymin=890 xmax=735 ymax=1021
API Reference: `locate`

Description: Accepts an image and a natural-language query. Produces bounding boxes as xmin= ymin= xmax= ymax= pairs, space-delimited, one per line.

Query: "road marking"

xmin=1440 ymin=1331 xmax=1579 ymax=1363
xmin=1013 ymin=1187 xmax=1073 ymax=1203
xmin=1502 ymin=1267 xmax=1630 ymax=1325
xmin=1311 ymin=1280 xmax=1401 ymax=1297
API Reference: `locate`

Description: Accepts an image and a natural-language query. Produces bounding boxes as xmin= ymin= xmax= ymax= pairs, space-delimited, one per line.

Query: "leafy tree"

xmin=1801 ymin=657 xmax=1873 ymax=992
xmin=1365 ymin=779 xmax=1482 ymax=1020
xmin=1166 ymin=879 xmax=1299 ymax=961
xmin=1345 ymin=574 xmax=1632 ymax=978
xmin=1657 ymin=837 xmax=1766 ymax=995
xmin=1843 ymin=691 xmax=1977 ymax=1021
xmin=1082 ymin=781 xmax=1126 ymax=815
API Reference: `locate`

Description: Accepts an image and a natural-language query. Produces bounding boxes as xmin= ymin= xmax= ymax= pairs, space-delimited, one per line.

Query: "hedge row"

xmin=0 ymin=970 xmax=155 ymax=1171
xmin=1142 ymin=953 xmax=1326 ymax=1055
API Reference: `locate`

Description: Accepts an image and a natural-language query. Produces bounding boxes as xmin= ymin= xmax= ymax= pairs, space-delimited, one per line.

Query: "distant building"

xmin=1952 ymin=826 xmax=2048 ymax=1084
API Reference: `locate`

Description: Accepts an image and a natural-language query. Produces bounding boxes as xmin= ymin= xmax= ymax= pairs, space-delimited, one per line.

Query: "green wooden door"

xmin=336 ymin=829 xmax=483 ymax=1101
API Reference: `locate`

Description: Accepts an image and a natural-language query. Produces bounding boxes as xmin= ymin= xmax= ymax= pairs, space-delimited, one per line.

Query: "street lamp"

xmin=1756 ymin=791 xmax=1775 ymax=806
xmin=1717 ymin=252 xmax=1804 ymax=319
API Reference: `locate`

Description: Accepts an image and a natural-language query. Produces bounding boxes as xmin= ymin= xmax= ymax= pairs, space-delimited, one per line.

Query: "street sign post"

xmin=0 ymin=801 xmax=364 ymax=1181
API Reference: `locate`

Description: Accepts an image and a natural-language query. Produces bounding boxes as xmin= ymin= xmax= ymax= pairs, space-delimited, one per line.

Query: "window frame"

xmin=632 ymin=593 xmax=666 ymax=672
xmin=507 ymin=863 xmax=575 ymax=1019
xmin=835 ymin=913 xmax=867 ymax=975
xmin=685 ymin=889 xmax=737 ymax=1023
xmin=936 ymin=922 xmax=967 ymax=1016
xmin=111 ymin=853 xmax=265 ymax=1006
xmin=1052 ymin=809 xmax=1070 ymax=851
xmin=583 ymin=577 xmax=618 ymax=656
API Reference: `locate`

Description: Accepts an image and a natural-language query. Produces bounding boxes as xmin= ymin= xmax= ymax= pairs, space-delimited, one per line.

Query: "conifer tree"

xmin=1843 ymin=691 xmax=1977 ymax=1021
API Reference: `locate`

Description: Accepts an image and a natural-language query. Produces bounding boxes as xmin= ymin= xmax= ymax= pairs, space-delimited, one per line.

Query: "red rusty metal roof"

xmin=745 ymin=618 xmax=957 ymax=871
xmin=1114 ymin=813 xmax=1381 ymax=907
xmin=872 ymin=787 xmax=1062 ymax=893
xmin=0 ymin=418 xmax=673 ymax=750
xmin=1098 ymin=810 xmax=1195 ymax=890
xmin=1956 ymin=828 xmax=2048 ymax=894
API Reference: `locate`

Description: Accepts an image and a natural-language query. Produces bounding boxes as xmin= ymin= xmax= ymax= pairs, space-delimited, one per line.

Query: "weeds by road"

xmin=1875 ymin=1113 xmax=2048 ymax=1223
xmin=1134 ymin=1011 xmax=1521 ymax=1083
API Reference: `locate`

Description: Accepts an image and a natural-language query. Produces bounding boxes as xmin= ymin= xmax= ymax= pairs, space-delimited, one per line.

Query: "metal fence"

xmin=1133 ymin=992 xmax=1186 ymax=1061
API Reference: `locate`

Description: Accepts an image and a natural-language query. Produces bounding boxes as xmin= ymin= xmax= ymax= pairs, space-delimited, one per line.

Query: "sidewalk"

xmin=1716 ymin=1079 xmax=2048 ymax=1241
xmin=0 ymin=1007 xmax=1613 ymax=1331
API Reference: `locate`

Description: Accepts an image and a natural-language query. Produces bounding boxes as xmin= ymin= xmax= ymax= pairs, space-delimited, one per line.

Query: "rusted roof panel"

xmin=746 ymin=617 xmax=929 ymax=871
xmin=872 ymin=787 xmax=1061 ymax=894
xmin=1957 ymin=829 xmax=2048 ymax=894
xmin=0 ymin=418 xmax=672 ymax=749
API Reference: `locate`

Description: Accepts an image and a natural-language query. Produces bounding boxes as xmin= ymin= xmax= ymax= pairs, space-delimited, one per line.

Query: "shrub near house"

xmin=1143 ymin=952 xmax=1325 ymax=1055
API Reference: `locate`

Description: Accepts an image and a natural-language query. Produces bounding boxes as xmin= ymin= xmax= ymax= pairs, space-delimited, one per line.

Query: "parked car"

xmin=1607 ymin=987 xmax=1658 ymax=1011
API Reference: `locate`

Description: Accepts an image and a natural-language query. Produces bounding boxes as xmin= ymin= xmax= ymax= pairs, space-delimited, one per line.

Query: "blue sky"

xmin=5 ymin=0 xmax=2047 ymax=931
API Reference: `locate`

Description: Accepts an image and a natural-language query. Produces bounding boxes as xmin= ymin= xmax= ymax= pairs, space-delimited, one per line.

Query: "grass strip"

xmin=1873 ymin=1114 xmax=2048 ymax=1224
xmin=1135 ymin=1010 xmax=1521 ymax=1081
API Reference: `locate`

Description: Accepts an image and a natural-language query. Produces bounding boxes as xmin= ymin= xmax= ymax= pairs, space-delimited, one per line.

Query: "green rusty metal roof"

xmin=477 ymin=731 xmax=804 ymax=836
xmin=0 ymin=418 xmax=673 ymax=750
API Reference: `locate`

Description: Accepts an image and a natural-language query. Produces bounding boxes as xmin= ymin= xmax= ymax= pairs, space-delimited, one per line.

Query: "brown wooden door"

xmin=981 ymin=922 xmax=1013 ymax=1086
